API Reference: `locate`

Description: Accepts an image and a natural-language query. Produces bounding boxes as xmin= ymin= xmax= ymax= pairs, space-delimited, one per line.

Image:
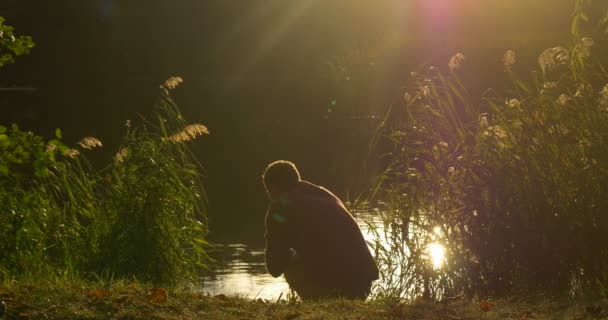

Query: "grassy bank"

xmin=0 ymin=279 xmax=606 ymax=320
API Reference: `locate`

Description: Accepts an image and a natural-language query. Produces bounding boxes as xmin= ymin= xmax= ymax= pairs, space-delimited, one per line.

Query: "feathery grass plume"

xmin=557 ymin=94 xmax=571 ymax=106
xmin=161 ymin=77 xmax=184 ymax=90
xmin=114 ymin=148 xmax=128 ymax=163
xmin=63 ymin=148 xmax=80 ymax=158
xmin=45 ymin=143 xmax=57 ymax=153
xmin=168 ymin=124 xmax=209 ymax=143
xmin=580 ymin=37 xmax=594 ymax=58
xmin=448 ymin=53 xmax=465 ymax=72
xmin=538 ymin=46 xmax=569 ymax=73
xmin=575 ymin=83 xmax=591 ymax=98
xmin=77 ymin=137 xmax=103 ymax=150
xmin=502 ymin=50 xmax=516 ymax=68
xmin=479 ymin=116 xmax=489 ymax=129
xmin=507 ymin=98 xmax=521 ymax=108
xmin=543 ymin=82 xmax=558 ymax=89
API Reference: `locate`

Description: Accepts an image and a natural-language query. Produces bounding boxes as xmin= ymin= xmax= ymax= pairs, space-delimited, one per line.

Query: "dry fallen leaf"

xmin=148 ymin=288 xmax=168 ymax=304
xmin=479 ymin=300 xmax=494 ymax=312
xmin=87 ymin=290 xmax=111 ymax=298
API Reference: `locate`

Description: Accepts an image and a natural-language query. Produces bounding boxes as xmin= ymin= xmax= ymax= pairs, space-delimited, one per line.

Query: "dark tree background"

xmin=0 ymin=0 xmax=575 ymax=244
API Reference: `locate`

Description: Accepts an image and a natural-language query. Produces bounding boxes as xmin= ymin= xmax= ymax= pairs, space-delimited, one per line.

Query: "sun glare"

xmin=427 ymin=243 xmax=446 ymax=269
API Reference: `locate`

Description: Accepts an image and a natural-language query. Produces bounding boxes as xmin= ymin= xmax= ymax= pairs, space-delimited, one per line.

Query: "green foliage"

xmin=0 ymin=125 xmax=89 ymax=277
xmin=371 ymin=10 xmax=608 ymax=299
xmin=0 ymin=16 xmax=35 ymax=68
xmin=0 ymin=79 xmax=210 ymax=284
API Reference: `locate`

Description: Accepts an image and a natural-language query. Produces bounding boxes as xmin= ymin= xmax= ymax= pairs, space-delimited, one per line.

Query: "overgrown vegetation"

xmin=0 ymin=77 xmax=211 ymax=284
xmin=369 ymin=1 xmax=608 ymax=300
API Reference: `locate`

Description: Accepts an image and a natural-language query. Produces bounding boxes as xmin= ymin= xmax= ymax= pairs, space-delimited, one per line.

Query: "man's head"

xmin=262 ymin=160 xmax=301 ymax=200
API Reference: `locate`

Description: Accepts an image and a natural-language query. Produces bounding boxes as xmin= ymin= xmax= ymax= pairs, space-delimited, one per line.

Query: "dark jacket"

xmin=264 ymin=180 xmax=379 ymax=289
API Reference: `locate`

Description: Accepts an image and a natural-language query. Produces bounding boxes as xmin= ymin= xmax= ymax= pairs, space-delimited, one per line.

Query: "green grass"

xmin=1 ymin=278 xmax=606 ymax=320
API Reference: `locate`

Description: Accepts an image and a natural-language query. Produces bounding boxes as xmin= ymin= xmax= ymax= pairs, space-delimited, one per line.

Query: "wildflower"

xmin=557 ymin=94 xmax=571 ymax=106
xmin=114 ymin=148 xmax=128 ymax=163
xmin=448 ymin=166 xmax=455 ymax=175
xmin=502 ymin=50 xmax=516 ymax=68
xmin=77 ymin=137 xmax=103 ymax=150
xmin=479 ymin=116 xmax=489 ymax=129
xmin=63 ymin=149 xmax=80 ymax=158
xmin=162 ymin=76 xmax=183 ymax=90
xmin=439 ymin=141 xmax=449 ymax=149
xmin=45 ymin=144 xmax=57 ymax=153
xmin=448 ymin=53 xmax=465 ymax=72
xmin=168 ymin=124 xmax=209 ymax=143
xmin=125 ymin=120 xmax=131 ymax=128
xmin=507 ymin=99 xmax=521 ymax=108
xmin=538 ymin=46 xmax=569 ymax=73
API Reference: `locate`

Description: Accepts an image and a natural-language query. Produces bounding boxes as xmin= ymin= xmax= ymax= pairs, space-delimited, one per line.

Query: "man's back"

xmin=265 ymin=180 xmax=379 ymax=298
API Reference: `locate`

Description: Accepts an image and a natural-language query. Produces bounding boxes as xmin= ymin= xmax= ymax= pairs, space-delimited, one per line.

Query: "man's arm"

xmin=264 ymin=205 xmax=291 ymax=278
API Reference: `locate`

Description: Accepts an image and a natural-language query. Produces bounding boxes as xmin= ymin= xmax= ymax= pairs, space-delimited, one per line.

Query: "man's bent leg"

xmin=283 ymin=251 xmax=334 ymax=300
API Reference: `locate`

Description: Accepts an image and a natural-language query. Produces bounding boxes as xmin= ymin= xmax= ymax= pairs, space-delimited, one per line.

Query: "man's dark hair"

xmin=262 ymin=160 xmax=301 ymax=193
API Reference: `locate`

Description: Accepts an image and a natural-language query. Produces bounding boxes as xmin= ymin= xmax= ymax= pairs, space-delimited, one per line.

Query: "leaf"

xmin=479 ymin=300 xmax=494 ymax=312
xmin=87 ymin=290 xmax=111 ymax=298
xmin=148 ymin=288 xmax=168 ymax=304
xmin=55 ymin=128 xmax=62 ymax=139
xmin=0 ymin=125 xmax=6 ymax=134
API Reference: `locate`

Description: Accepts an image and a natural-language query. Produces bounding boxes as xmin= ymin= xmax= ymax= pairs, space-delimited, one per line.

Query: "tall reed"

xmin=370 ymin=15 xmax=608 ymax=298
xmin=0 ymin=77 xmax=211 ymax=284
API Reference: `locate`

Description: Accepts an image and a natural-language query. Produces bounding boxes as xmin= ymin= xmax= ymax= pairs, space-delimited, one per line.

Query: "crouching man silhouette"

xmin=262 ymin=160 xmax=379 ymax=300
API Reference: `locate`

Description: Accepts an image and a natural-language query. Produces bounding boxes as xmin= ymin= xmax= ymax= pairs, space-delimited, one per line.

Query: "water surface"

xmin=201 ymin=211 xmax=383 ymax=299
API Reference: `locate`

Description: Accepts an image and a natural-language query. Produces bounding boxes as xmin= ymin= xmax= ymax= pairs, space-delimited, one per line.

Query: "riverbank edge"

xmin=1 ymin=278 xmax=606 ymax=320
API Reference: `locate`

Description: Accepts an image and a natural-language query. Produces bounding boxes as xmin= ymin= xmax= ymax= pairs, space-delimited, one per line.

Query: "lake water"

xmin=201 ymin=211 xmax=384 ymax=299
